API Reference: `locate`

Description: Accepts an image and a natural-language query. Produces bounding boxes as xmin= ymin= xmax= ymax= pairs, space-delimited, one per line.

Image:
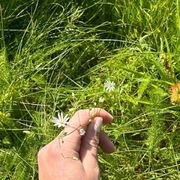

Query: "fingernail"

xmin=94 ymin=117 xmax=103 ymax=133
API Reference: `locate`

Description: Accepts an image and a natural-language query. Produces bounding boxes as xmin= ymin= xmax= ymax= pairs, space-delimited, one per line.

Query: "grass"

xmin=0 ymin=0 xmax=180 ymax=179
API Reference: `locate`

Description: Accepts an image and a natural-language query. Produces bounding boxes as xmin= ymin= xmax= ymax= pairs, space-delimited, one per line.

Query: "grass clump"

xmin=0 ymin=0 xmax=180 ymax=179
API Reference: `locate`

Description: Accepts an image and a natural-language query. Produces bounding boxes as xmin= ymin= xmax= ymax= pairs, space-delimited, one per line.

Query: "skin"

xmin=38 ymin=108 xmax=115 ymax=180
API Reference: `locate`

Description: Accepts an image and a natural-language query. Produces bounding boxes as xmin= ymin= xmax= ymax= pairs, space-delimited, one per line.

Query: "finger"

xmin=99 ymin=131 xmax=116 ymax=153
xmin=80 ymin=117 xmax=103 ymax=174
xmin=60 ymin=108 xmax=113 ymax=153
xmin=68 ymin=108 xmax=113 ymax=127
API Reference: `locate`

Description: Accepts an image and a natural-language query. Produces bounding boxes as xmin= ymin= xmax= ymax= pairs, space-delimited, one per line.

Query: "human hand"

xmin=38 ymin=108 xmax=115 ymax=180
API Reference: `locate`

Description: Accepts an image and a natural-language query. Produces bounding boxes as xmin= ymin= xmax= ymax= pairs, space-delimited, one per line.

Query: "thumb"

xmin=80 ymin=117 xmax=103 ymax=173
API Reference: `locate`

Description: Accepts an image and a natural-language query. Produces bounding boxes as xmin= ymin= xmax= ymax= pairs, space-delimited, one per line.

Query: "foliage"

xmin=0 ymin=0 xmax=179 ymax=179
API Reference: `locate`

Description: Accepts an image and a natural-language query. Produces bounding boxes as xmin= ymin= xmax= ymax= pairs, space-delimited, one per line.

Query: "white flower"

xmin=79 ymin=128 xmax=86 ymax=136
xmin=51 ymin=112 xmax=69 ymax=128
xmin=99 ymin=97 xmax=105 ymax=103
xmin=104 ymin=80 xmax=115 ymax=92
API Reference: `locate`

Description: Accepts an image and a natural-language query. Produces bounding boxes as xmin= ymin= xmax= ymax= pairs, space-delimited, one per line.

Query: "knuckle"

xmin=37 ymin=147 xmax=46 ymax=163
xmin=37 ymin=143 xmax=59 ymax=163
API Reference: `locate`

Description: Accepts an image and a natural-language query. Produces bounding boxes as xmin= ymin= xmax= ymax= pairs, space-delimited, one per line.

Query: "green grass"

xmin=0 ymin=0 xmax=180 ymax=179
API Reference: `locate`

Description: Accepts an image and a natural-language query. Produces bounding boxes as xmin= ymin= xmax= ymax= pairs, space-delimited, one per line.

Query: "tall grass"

xmin=0 ymin=0 xmax=179 ymax=179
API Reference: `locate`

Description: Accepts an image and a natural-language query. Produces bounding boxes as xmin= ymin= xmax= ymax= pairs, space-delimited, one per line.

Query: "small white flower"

xmin=51 ymin=112 xmax=69 ymax=128
xmin=104 ymin=80 xmax=115 ymax=92
xmin=99 ymin=97 xmax=105 ymax=103
xmin=79 ymin=128 xmax=86 ymax=136
xmin=23 ymin=130 xmax=32 ymax=135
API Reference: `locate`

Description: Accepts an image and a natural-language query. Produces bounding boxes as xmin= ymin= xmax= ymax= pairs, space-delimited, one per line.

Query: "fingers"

xmin=68 ymin=108 xmax=113 ymax=127
xmin=38 ymin=108 xmax=115 ymax=180
xmin=80 ymin=117 xmax=115 ymax=173
xmin=99 ymin=131 xmax=116 ymax=153
xmin=80 ymin=117 xmax=103 ymax=174
xmin=60 ymin=108 xmax=113 ymax=153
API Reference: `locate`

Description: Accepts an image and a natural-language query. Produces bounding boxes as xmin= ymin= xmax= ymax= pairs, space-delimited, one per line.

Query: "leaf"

xmin=137 ymin=77 xmax=151 ymax=100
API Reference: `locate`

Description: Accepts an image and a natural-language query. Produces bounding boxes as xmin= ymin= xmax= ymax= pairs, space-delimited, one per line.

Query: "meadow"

xmin=0 ymin=0 xmax=180 ymax=179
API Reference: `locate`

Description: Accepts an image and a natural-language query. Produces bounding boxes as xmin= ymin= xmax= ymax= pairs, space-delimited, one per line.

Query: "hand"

xmin=38 ymin=108 xmax=115 ymax=180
